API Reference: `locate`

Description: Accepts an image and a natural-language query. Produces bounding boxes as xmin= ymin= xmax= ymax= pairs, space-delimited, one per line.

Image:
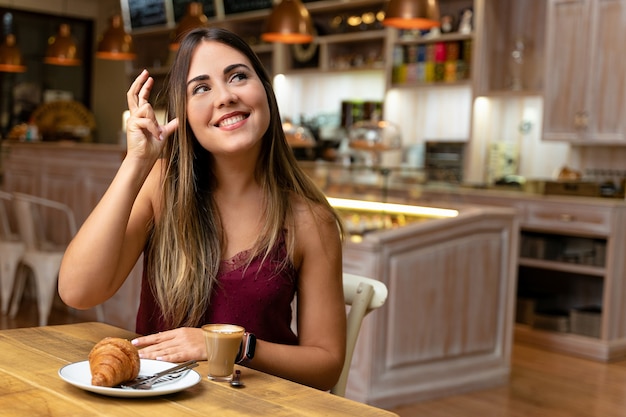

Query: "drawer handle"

xmin=559 ymin=213 xmax=575 ymax=222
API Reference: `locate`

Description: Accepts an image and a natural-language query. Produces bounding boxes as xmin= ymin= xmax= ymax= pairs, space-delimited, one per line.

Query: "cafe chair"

xmin=331 ymin=272 xmax=388 ymax=397
xmin=8 ymin=192 xmax=104 ymax=326
xmin=0 ymin=191 xmax=25 ymax=314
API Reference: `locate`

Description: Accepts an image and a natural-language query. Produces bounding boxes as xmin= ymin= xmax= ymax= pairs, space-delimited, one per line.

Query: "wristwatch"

xmin=237 ymin=332 xmax=256 ymax=364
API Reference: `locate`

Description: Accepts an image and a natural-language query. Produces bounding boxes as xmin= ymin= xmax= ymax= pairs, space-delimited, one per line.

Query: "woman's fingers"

xmin=161 ymin=118 xmax=179 ymax=141
xmin=130 ymin=115 xmax=162 ymax=141
xmin=127 ymin=69 xmax=152 ymax=112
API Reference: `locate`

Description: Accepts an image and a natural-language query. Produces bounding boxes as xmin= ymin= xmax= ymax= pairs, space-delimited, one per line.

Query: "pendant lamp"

xmin=0 ymin=33 xmax=26 ymax=73
xmin=261 ymin=0 xmax=314 ymax=44
xmin=383 ymin=0 xmax=441 ymax=30
xmin=96 ymin=14 xmax=136 ymax=60
xmin=44 ymin=23 xmax=81 ymax=66
xmin=170 ymin=2 xmax=208 ymax=51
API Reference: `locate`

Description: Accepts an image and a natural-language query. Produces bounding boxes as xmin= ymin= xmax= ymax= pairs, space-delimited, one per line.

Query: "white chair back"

xmin=9 ymin=192 xmax=103 ymax=325
xmin=12 ymin=192 xmax=77 ymax=251
xmin=331 ymin=273 xmax=388 ymax=397
xmin=0 ymin=191 xmax=24 ymax=314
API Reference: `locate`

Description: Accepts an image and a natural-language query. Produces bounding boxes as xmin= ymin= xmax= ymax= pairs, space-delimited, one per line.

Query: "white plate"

xmin=58 ymin=359 xmax=202 ymax=397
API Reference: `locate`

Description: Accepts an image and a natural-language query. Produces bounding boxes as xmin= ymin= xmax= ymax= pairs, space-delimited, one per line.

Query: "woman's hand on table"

xmin=132 ymin=327 xmax=207 ymax=363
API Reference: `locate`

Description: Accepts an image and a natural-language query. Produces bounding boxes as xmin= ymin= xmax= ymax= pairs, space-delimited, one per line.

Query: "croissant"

xmin=88 ymin=337 xmax=140 ymax=387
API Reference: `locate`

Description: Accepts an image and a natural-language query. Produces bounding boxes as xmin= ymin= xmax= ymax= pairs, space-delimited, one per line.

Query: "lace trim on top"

xmin=220 ymin=248 xmax=253 ymax=274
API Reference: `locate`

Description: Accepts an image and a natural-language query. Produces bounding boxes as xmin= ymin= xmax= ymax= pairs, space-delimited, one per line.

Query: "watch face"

xmin=30 ymin=100 xmax=95 ymax=141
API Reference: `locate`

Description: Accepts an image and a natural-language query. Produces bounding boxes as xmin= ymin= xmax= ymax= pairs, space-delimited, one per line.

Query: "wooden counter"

xmin=340 ymin=203 xmax=518 ymax=408
xmin=303 ymin=162 xmax=626 ymax=364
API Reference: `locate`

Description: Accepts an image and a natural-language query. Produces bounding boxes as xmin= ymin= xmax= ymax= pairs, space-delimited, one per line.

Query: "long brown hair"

xmin=146 ymin=27 xmax=341 ymax=328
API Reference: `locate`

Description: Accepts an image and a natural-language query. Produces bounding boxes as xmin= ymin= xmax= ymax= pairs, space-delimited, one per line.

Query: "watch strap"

xmin=236 ymin=332 xmax=256 ymax=364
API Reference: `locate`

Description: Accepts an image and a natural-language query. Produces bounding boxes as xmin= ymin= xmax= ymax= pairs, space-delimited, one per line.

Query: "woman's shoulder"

xmin=289 ymin=194 xmax=341 ymax=254
xmin=290 ymin=193 xmax=337 ymax=226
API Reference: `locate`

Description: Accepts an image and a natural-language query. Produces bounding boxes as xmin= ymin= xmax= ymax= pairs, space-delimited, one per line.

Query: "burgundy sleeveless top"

xmin=136 ymin=235 xmax=298 ymax=345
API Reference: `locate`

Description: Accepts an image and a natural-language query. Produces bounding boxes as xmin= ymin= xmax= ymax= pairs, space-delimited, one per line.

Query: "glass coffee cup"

xmin=202 ymin=324 xmax=245 ymax=382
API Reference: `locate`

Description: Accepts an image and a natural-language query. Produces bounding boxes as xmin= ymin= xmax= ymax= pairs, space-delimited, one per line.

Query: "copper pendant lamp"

xmin=44 ymin=23 xmax=81 ymax=66
xmin=0 ymin=33 xmax=26 ymax=73
xmin=383 ymin=0 xmax=441 ymax=30
xmin=261 ymin=0 xmax=314 ymax=44
xmin=96 ymin=14 xmax=136 ymax=61
xmin=170 ymin=2 xmax=209 ymax=51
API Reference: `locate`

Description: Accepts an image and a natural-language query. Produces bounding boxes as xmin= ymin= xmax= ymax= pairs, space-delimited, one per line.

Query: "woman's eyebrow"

xmin=187 ymin=74 xmax=209 ymax=87
xmin=224 ymin=63 xmax=252 ymax=74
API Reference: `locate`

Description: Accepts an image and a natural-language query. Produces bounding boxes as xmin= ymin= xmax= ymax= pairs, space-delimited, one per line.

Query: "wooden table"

xmin=0 ymin=322 xmax=397 ymax=416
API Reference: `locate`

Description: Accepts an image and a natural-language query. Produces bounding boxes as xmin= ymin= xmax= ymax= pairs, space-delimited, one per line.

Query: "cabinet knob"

xmin=559 ymin=213 xmax=575 ymax=222
xmin=574 ymin=111 xmax=589 ymax=130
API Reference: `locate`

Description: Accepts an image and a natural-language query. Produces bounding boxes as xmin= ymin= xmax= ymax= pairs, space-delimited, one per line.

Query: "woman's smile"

xmin=215 ymin=112 xmax=249 ymax=129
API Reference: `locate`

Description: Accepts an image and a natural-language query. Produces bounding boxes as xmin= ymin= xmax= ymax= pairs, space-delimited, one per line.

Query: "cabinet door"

xmin=543 ymin=0 xmax=591 ymax=141
xmin=586 ymin=0 xmax=626 ymax=142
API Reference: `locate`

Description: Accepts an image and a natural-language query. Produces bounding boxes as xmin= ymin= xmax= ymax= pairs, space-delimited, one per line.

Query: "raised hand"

xmin=125 ymin=69 xmax=178 ymax=161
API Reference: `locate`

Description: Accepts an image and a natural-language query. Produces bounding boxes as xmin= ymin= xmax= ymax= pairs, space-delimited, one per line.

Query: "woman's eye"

xmin=192 ymin=84 xmax=210 ymax=95
xmin=230 ymin=72 xmax=249 ymax=83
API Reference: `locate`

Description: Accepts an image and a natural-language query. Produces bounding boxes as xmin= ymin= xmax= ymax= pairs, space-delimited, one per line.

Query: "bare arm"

xmin=251 ymin=203 xmax=346 ymax=390
xmin=58 ymin=70 xmax=178 ymax=309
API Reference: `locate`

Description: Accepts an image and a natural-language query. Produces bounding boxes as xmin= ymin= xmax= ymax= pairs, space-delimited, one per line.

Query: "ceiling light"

xmin=96 ymin=14 xmax=136 ymax=60
xmin=44 ymin=23 xmax=81 ymax=66
xmin=170 ymin=2 xmax=208 ymax=51
xmin=262 ymin=0 xmax=314 ymax=44
xmin=383 ymin=0 xmax=441 ymax=30
xmin=0 ymin=33 xmax=26 ymax=73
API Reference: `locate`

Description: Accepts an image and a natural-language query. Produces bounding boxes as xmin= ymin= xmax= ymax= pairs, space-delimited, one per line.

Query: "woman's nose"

xmin=215 ymin=85 xmax=238 ymax=107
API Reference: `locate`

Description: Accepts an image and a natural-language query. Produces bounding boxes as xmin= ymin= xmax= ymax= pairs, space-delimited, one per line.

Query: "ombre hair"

xmin=146 ymin=27 xmax=341 ymax=328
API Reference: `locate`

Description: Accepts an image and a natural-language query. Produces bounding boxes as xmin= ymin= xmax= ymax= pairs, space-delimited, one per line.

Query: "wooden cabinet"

xmin=337 ymin=202 xmax=518 ymax=408
xmin=452 ymin=191 xmax=626 ymax=361
xmin=512 ymin=199 xmax=626 ymax=361
xmin=542 ymin=0 xmax=626 ymax=143
xmin=473 ymin=0 xmax=545 ymax=95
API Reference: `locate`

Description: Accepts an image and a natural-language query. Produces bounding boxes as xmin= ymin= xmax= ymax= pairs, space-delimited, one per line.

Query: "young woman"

xmin=58 ymin=27 xmax=346 ymax=391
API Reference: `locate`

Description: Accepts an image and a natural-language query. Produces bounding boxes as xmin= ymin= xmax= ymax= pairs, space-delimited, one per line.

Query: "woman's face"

xmin=186 ymin=40 xmax=270 ymax=157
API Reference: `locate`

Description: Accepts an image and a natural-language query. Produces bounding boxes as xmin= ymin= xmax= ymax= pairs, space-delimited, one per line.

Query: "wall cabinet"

xmin=542 ymin=0 xmax=626 ymax=144
xmin=473 ymin=0 xmax=545 ymax=95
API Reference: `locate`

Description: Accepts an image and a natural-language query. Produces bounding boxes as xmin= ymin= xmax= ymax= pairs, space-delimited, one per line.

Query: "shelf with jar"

xmin=276 ymin=1 xmax=388 ymax=73
xmin=384 ymin=0 xmax=475 ymax=89
xmin=389 ymin=32 xmax=473 ymax=88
